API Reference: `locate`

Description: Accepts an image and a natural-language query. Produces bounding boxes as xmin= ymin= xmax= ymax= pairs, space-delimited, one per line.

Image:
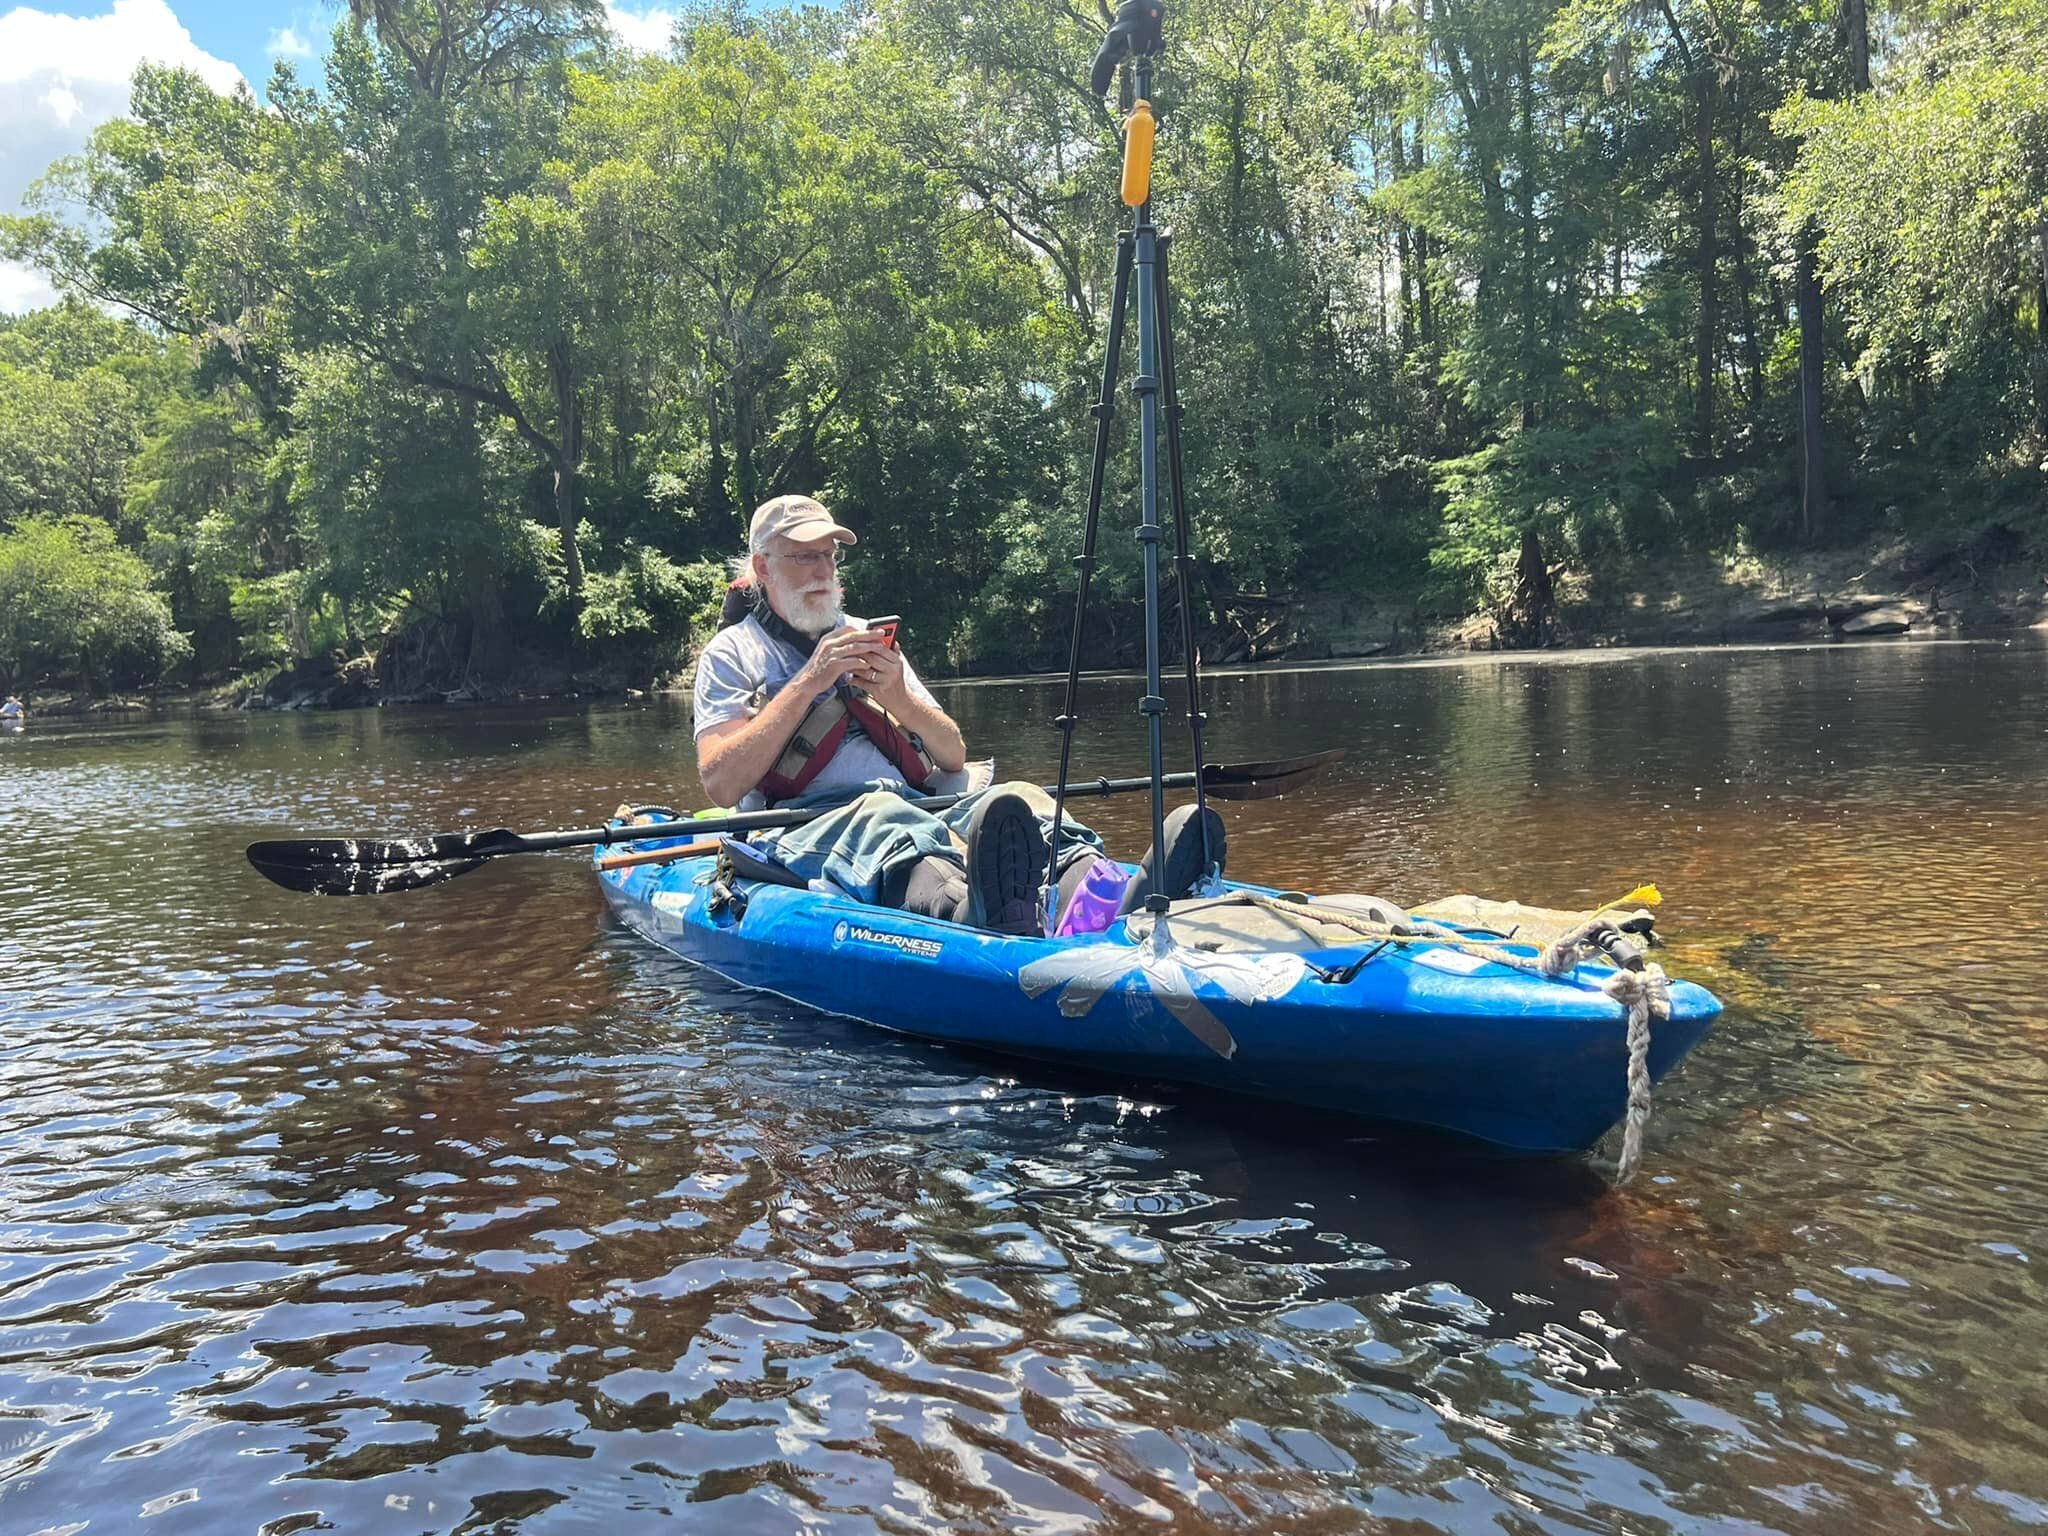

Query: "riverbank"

xmin=1302 ymin=536 xmax=2048 ymax=659
xmin=13 ymin=535 xmax=2042 ymax=717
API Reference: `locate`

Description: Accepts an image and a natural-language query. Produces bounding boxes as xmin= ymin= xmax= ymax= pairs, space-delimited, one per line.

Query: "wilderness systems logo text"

xmin=833 ymin=921 xmax=943 ymax=961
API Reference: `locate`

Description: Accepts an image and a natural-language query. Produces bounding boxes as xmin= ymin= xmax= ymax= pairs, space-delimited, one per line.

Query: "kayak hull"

xmin=596 ymin=827 xmax=1720 ymax=1156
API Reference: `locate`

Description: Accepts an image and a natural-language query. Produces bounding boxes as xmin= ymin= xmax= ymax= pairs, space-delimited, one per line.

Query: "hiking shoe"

xmin=1119 ymin=803 xmax=1228 ymax=915
xmin=961 ymin=790 xmax=1049 ymax=934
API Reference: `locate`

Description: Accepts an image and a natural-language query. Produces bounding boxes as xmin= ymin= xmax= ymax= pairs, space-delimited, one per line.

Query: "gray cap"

xmin=750 ymin=494 xmax=856 ymax=548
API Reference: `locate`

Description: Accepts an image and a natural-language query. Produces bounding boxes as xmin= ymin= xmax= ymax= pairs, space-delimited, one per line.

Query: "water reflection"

xmin=2 ymin=640 xmax=2045 ymax=1532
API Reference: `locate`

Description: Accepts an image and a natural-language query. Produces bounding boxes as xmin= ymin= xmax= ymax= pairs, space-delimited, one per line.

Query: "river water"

xmin=2 ymin=639 xmax=2044 ymax=1534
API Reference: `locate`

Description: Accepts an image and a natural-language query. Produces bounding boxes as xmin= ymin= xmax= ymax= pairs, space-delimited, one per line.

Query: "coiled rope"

xmin=1235 ymin=892 xmax=1671 ymax=1183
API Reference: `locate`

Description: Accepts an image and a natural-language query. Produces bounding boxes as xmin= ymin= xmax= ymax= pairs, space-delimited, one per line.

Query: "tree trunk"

xmin=1729 ymin=103 xmax=1767 ymax=424
xmin=1797 ymin=0 xmax=1868 ymax=531
xmin=1509 ymin=526 xmax=1553 ymax=646
xmin=1734 ymin=234 xmax=1765 ymax=419
xmin=705 ymin=371 xmax=734 ymax=528
xmin=1412 ymin=104 xmax=1435 ymax=349
xmin=553 ymin=461 xmax=581 ymax=596
xmin=549 ymin=343 xmax=583 ymax=597
xmin=1519 ymin=27 xmax=1539 ymax=431
xmin=1394 ymin=122 xmax=1416 ymax=355
xmin=465 ymin=552 xmax=508 ymax=681
xmin=453 ymin=397 xmax=507 ymax=680
xmin=732 ymin=379 xmax=759 ymax=516
xmin=1225 ymin=80 xmax=1249 ymax=262
xmin=2034 ymin=211 xmax=2048 ymax=441
xmin=1692 ymin=72 xmax=1718 ymax=460
xmin=1798 ymin=228 xmax=1829 ymax=542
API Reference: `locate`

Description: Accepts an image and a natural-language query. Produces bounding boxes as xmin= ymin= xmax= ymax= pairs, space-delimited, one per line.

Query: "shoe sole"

xmin=1162 ymin=807 xmax=1226 ymax=895
xmin=1123 ymin=805 xmax=1227 ymax=914
xmin=965 ymin=796 xmax=1048 ymax=934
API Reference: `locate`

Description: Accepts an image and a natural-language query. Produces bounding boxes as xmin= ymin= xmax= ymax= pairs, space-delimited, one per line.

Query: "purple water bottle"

xmin=1055 ymin=856 xmax=1134 ymax=937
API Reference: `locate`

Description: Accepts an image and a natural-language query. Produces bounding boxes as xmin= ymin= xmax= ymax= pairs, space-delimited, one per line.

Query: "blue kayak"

xmin=596 ymin=816 xmax=1721 ymax=1156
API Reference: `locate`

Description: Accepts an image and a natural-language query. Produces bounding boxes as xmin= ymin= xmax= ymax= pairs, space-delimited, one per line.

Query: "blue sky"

xmin=146 ymin=0 xmax=329 ymax=88
xmin=170 ymin=0 xmax=681 ymax=88
xmin=0 ymin=0 xmax=676 ymax=311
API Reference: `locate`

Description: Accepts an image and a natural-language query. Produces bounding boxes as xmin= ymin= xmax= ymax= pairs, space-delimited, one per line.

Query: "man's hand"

xmin=857 ymin=643 xmax=913 ymax=714
xmin=797 ymin=627 xmax=892 ymax=693
xmin=857 ymin=641 xmax=967 ymax=772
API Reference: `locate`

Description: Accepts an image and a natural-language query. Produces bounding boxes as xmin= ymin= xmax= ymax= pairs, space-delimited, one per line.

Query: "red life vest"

xmin=757 ymin=684 xmax=940 ymax=805
xmin=726 ymin=593 xmax=940 ymax=805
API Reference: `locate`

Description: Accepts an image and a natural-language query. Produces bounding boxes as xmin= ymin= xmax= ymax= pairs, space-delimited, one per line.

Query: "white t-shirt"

xmin=692 ymin=613 xmax=941 ymax=810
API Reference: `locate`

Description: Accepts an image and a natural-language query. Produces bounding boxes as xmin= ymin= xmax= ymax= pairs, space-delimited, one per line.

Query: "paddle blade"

xmin=1209 ymin=748 xmax=1346 ymax=779
xmin=1200 ymin=748 xmax=1343 ymax=800
xmin=245 ymin=831 xmax=522 ymax=896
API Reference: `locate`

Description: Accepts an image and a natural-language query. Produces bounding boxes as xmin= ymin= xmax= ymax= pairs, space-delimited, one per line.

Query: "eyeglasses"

xmin=770 ymin=547 xmax=848 ymax=570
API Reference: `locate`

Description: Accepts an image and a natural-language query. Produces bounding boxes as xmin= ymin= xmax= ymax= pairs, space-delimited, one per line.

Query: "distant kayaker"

xmin=0 ymin=695 xmax=22 ymax=721
xmin=693 ymin=494 xmax=1223 ymax=933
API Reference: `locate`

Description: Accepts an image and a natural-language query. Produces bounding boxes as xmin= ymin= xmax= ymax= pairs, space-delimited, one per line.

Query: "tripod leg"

xmin=1133 ymin=223 xmax=1171 ymax=910
xmin=1155 ymin=232 xmax=1215 ymax=879
xmin=1045 ymin=232 xmax=1137 ymax=933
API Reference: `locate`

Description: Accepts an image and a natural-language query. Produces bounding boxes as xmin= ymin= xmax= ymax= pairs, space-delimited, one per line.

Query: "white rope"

xmin=1234 ymin=892 xmax=1670 ymax=1181
xmin=1599 ymin=964 xmax=1670 ymax=1183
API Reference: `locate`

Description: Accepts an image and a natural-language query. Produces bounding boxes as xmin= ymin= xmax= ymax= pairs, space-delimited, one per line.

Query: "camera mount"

xmin=1089 ymin=0 xmax=1166 ymax=96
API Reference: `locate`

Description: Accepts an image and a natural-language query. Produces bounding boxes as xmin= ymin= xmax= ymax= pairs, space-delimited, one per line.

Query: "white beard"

xmin=778 ymin=584 xmax=844 ymax=636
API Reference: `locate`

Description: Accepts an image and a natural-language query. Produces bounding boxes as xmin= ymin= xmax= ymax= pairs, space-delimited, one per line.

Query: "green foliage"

xmin=0 ymin=517 xmax=191 ymax=691
xmin=1777 ymin=0 xmax=2048 ymax=368
xmin=0 ymin=303 xmax=184 ymax=531
xmin=1432 ymin=418 xmax=1684 ymax=601
xmin=1771 ymin=0 xmax=2048 ymax=540
xmin=576 ymin=543 xmax=725 ymax=643
xmin=283 ymin=352 xmax=517 ymax=615
xmin=0 ymin=0 xmax=2037 ymax=700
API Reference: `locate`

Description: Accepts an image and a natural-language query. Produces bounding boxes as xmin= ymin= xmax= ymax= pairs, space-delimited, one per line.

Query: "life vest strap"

xmin=730 ymin=605 xmax=941 ymax=806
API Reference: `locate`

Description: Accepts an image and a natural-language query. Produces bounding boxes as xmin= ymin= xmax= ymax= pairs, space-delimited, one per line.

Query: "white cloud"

xmin=0 ymin=258 xmax=56 ymax=310
xmin=40 ymin=82 xmax=80 ymax=125
xmin=0 ymin=0 xmax=244 ymax=313
xmin=267 ymin=26 xmax=312 ymax=60
xmin=606 ymin=1 xmax=676 ymax=52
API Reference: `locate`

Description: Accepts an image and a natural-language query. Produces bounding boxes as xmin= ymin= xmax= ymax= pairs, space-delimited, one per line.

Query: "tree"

xmin=571 ymin=29 xmax=878 ymax=520
xmin=1779 ymin=0 xmax=2048 ymax=449
xmin=0 ymin=0 xmax=2035 ymax=688
xmin=0 ymin=303 xmax=182 ymax=530
xmin=295 ymin=10 xmax=603 ymax=599
xmin=0 ymin=517 xmax=191 ymax=692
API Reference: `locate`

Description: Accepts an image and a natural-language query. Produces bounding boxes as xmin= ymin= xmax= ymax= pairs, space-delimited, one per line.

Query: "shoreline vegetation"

xmin=2 ymin=0 xmax=2045 ymax=713
xmin=13 ymin=536 xmax=2043 ymax=718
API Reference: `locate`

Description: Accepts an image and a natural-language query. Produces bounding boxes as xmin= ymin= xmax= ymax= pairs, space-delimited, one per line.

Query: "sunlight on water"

xmin=2 ymin=639 xmax=2044 ymax=1533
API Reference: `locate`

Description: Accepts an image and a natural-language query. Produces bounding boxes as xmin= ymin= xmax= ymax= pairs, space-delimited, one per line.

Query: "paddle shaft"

xmin=595 ymin=839 xmax=721 ymax=872
xmin=243 ymin=750 xmax=1339 ymax=895
xmin=530 ymin=766 xmax=1226 ymax=857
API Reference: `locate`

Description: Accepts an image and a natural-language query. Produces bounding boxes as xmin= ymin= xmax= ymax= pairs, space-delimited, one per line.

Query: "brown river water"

xmin=1 ymin=639 xmax=2044 ymax=1534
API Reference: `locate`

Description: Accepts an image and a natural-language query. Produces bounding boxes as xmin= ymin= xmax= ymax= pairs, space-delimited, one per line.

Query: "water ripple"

xmin=3 ymin=651 xmax=2046 ymax=1531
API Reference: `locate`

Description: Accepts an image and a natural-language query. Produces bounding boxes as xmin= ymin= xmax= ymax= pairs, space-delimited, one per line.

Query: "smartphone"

xmin=865 ymin=615 xmax=902 ymax=649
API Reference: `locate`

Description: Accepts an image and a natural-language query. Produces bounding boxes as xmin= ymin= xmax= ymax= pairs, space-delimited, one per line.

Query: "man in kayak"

xmin=0 ymin=695 xmax=22 ymax=721
xmin=692 ymin=494 xmax=1223 ymax=934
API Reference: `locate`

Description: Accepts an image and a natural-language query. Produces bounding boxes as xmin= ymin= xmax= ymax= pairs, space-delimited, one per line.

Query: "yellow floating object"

xmin=1593 ymin=883 xmax=1662 ymax=915
xmin=1121 ymin=99 xmax=1156 ymax=208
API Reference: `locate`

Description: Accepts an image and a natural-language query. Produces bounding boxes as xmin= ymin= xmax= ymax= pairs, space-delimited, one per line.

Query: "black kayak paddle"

xmin=247 ymin=749 xmax=1344 ymax=897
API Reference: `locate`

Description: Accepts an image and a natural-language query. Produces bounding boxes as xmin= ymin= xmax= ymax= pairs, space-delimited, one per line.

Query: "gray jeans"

xmin=754 ymin=780 xmax=1103 ymax=905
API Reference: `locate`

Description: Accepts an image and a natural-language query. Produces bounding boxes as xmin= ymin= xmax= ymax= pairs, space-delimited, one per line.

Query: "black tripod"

xmin=1045 ymin=9 xmax=1214 ymax=931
